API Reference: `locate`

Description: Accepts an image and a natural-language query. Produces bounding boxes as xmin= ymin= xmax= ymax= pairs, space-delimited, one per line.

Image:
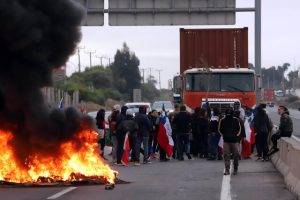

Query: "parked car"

xmin=152 ymin=101 xmax=174 ymax=113
xmin=125 ymin=102 xmax=152 ymax=115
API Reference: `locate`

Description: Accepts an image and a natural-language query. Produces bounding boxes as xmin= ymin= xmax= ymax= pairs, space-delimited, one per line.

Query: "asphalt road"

xmin=1 ymin=107 xmax=298 ymax=200
xmin=0 ymin=153 xmax=295 ymax=200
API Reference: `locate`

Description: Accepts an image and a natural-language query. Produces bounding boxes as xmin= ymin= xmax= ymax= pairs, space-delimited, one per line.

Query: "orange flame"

xmin=0 ymin=129 xmax=117 ymax=184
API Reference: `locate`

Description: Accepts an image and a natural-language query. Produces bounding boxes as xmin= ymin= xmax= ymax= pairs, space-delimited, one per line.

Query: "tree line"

xmin=60 ymin=43 xmax=160 ymax=104
xmin=261 ymin=63 xmax=298 ymax=90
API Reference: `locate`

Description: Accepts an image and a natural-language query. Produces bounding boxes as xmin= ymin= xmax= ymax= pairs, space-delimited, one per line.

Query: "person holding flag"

xmin=118 ymin=109 xmax=138 ymax=166
xmin=157 ymin=104 xmax=174 ymax=161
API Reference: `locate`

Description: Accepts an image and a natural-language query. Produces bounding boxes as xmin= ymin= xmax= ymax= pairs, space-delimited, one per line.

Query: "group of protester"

xmin=94 ymin=101 xmax=293 ymax=176
xmin=96 ymin=104 xmax=169 ymax=166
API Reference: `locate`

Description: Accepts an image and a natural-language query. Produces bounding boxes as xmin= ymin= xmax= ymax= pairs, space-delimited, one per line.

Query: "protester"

xmin=197 ymin=108 xmax=209 ymax=158
xmin=172 ymin=105 xmax=192 ymax=160
xmin=118 ymin=109 xmax=139 ymax=166
xmin=191 ymin=107 xmax=201 ymax=157
xmin=115 ymin=106 xmax=128 ymax=165
xmin=157 ymin=110 xmax=172 ymax=161
xmin=148 ymin=110 xmax=159 ymax=159
xmin=233 ymin=101 xmax=245 ymax=120
xmin=95 ymin=109 xmax=106 ymax=160
xmin=109 ymin=109 xmax=119 ymax=163
xmin=254 ymin=103 xmax=273 ymax=161
xmin=269 ymin=105 xmax=293 ymax=154
xmin=207 ymin=108 xmax=221 ymax=160
xmin=240 ymin=110 xmax=252 ymax=159
xmin=233 ymin=110 xmax=246 ymax=160
xmin=218 ymin=108 xmax=241 ymax=175
xmin=134 ymin=106 xmax=152 ymax=164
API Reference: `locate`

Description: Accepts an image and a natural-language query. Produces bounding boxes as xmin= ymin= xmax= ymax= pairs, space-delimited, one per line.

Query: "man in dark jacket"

xmin=172 ymin=105 xmax=192 ymax=160
xmin=218 ymin=108 xmax=241 ymax=175
xmin=270 ymin=105 xmax=293 ymax=153
xmin=119 ymin=109 xmax=139 ymax=164
xmin=134 ymin=106 xmax=151 ymax=164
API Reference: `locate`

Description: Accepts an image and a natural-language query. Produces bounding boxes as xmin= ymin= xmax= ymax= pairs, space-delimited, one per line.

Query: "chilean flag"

xmin=121 ymin=132 xmax=130 ymax=166
xmin=157 ymin=112 xmax=174 ymax=157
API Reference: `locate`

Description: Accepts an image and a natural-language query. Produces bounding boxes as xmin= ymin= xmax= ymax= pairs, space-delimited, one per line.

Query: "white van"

xmin=124 ymin=102 xmax=152 ymax=115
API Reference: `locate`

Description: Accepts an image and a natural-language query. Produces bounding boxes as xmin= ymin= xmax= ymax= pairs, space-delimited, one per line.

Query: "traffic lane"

xmin=55 ymin=159 xmax=226 ymax=200
xmin=231 ymin=159 xmax=295 ymax=200
xmin=267 ymin=106 xmax=300 ymax=138
xmin=0 ymin=158 xmax=295 ymax=200
xmin=0 ymin=186 xmax=70 ymax=200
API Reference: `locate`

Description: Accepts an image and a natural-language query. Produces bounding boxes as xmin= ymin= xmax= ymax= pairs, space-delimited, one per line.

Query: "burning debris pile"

xmin=0 ymin=0 xmax=117 ymax=185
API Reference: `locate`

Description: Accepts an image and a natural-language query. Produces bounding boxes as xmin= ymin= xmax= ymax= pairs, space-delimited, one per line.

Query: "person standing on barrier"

xmin=269 ymin=105 xmax=293 ymax=153
xmin=218 ymin=108 xmax=241 ymax=175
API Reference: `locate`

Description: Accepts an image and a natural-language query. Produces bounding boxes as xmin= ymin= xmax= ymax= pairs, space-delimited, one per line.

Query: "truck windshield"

xmin=185 ymin=73 xmax=254 ymax=92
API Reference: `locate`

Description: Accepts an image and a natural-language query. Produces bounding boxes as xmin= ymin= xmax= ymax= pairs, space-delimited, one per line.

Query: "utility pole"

xmin=95 ymin=55 xmax=104 ymax=66
xmin=149 ymin=67 xmax=154 ymax=83
xmin=140 ymin=68 xmax=147 ymax=83
xmin=273 ymin=68 xmax=275 ymax=89
xmin=255 ymin=0 xmax=262 ymax=103
xmin=85 ymin=50 xmax=96 ymax=68
xmin=156 ymin=69 xmax=163 ymax=90
xmin=107 ymin=57 xmax=113 ymax=66
xmin=77 ymin=46 xmax=85 ymax=72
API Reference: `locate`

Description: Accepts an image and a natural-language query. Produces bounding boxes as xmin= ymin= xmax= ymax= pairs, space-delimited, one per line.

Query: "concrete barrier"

xmin=271 ymin=136 xmax=300 ymax=199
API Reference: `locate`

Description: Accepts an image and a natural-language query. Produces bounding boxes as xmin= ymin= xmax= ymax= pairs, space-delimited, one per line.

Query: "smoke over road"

xmin=0 ymin=0 xmax=94 ymax=167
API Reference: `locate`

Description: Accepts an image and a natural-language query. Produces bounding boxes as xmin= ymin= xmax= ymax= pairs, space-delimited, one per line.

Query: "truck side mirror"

xmin=173 ymin=75 xmax=181 ymax=93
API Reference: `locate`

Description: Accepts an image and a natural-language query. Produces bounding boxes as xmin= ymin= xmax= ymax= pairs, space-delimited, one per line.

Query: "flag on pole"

xmin=58 ymin=97 xmax=64 ymax=109
xmin=121 ymin=132 xmax=130 ymax=166
xmin=157 ymin=111 xmax=174 ymax=157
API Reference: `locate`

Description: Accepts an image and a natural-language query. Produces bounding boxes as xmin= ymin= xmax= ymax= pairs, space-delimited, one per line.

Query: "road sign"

xmin=133 ymin=89 xmax=142 ymax=102
xmin=108 ymin=0 xmax=236 ymax=26
xmin=73 ymin=0 xmax=104 ymax=26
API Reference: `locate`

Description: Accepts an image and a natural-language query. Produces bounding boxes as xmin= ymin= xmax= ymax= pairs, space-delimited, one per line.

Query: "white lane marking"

xmin=47 ymin=187 xmax=77 ymax=199
xmin=220 ymin=172 xmax=232 ymax=200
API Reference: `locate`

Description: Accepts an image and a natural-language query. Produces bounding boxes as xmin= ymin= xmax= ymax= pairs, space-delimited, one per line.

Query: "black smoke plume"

xmin=0 ymin=0 xmax=93 ymax=168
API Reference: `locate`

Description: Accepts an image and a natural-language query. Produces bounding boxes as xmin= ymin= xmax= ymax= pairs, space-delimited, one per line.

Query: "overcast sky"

xmin=67 ymin=0 xmax=300 ymax=89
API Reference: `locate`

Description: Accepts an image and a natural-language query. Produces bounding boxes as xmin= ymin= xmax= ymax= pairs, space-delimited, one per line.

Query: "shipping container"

xmin=180 ymin=27 xmax=248 ymax=74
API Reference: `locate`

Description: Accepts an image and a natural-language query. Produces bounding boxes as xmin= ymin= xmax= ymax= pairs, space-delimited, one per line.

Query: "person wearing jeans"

xmin=134 ymin=106 xmax=151 ymax=164
xmin=173 ymin=105 xmax=192 ymax=160
xmin=218 ymin=108 xmax=241 ymax=175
